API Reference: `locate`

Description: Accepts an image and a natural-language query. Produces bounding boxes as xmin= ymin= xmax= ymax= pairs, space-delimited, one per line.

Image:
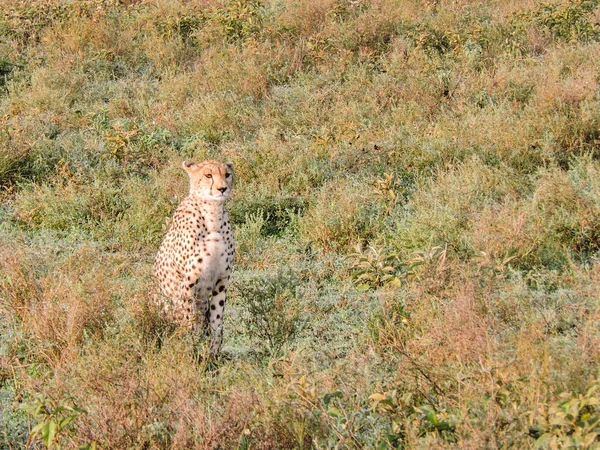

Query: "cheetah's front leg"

xmin=176 ymin=277 xmax=225 ymax=355
xmin=207 ymin=278 xmax=229 ymax=355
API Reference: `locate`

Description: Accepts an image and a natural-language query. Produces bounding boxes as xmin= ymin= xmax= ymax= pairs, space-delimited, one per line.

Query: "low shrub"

xmin=234 ymin=270 xmax=305 ymax=357
xmin=108 ymin=172 xmax=178 ymax=250
xmin=0 ymin=380 xmax=29 ymax=448
xmin=229 ymin=194 xmax=305 ymax=236
xmin=348 ymin=243 xmax=404 ymax=291
xmin=0 ymin=56 xmax=15 ymax=92
xmin=300 ymin=178 xmax=382 ymax=252
xmin=21 ymin=394 xmax=92 ymax=450
xmin=473 ymin=158 xmax=600 ymax=272
xmin=14 ymin=179 xmax=126 ymax=235
xmin=531 ymin=0 xmax=600 ymax=43
xmin=388 ymin=158 xmax=529 ymax=259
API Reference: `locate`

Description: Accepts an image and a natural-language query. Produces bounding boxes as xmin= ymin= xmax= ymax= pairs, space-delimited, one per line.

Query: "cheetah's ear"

xmin=225 ymin=161 xmax=234 ymax=171
xmin=182 ymin=160 xmax=197 ymax=172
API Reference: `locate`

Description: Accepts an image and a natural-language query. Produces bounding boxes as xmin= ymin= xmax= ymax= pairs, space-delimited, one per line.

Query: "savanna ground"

xmin=1 ymin=0 xmax=600 ymax=448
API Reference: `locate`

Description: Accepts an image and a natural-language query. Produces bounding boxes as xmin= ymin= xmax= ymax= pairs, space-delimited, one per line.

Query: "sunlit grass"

xmin=1 ymin=0 xmax=600 ymax=448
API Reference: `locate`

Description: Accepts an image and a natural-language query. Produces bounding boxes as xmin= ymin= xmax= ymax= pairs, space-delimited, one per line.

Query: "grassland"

xmin=1 ymin=0 xmax=600 ymax=448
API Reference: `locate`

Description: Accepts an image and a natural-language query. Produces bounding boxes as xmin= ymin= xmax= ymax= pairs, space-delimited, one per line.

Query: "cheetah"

xmin=154 ymin=160 xmax=235 ymax=354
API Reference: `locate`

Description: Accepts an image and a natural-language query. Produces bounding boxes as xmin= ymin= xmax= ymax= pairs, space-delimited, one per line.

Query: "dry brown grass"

xmin=0 ymin=245 xmax=114 ymax=366
xmin=2 ymin=0 xmax=600 ymax=447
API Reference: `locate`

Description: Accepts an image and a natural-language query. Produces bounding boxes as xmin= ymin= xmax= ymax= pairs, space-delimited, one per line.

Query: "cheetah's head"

xmin=182 ymin=160 xmax=233 ymax=201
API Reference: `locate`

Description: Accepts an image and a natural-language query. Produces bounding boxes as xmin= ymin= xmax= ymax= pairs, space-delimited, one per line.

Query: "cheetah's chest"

xmin=202 ymin=231 xmax=231 ymax=280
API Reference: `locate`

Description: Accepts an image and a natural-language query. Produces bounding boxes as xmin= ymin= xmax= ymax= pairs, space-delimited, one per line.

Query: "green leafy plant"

xmin=155 ymin=13 xmax=206 ymax=43
xmin=533 ymin=1 xmax=600 ymax=43
xmin=216 ymin=0 xmax=263 ymax=42
xmin=349 ymin=244 xmax=403 ymax=291
xmin=530 ymin=381 xmax=600 ymax=449
xmin=369 ymin=390 xmax=459 ymax=446
xmin=327 ymin=0 xmax=370 ymax=22
xmin=21 ymin=394 xmax=91 ymax=450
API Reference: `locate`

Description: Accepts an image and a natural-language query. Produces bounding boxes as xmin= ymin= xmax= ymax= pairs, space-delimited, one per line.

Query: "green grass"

xmin=1 ymin=0 xmax=600 ymax=448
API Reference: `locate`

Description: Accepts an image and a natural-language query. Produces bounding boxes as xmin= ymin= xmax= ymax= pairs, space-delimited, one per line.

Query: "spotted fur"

xmin=154 ymin=160 xmax=235 ymax=354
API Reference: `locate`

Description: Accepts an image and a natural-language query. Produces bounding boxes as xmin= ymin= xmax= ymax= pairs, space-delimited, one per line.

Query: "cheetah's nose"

xmin=217 ymin=187 xmax=228 ymax=194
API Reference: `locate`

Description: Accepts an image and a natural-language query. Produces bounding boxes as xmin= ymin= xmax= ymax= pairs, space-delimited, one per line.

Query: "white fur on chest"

xmin=204 ymin=231 xmax=228 ymax=279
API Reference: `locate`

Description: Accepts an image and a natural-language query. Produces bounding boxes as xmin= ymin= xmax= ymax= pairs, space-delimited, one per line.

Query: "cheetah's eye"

xmin=205 ymin=174 xmax=213 ymax=179
xmin=225 ymin=172 xmax=231 ymax=178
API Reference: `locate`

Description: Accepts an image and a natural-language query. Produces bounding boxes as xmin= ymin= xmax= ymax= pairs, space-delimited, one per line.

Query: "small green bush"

xmin=532 ymin=1 xmax=600 ymax=43
xmin=368 ymin=390 xmax=460 ymax=447
xmin=530 ymin=380 xmax=600 ymax=449
xmin=215 ymin=0 xmax=264 ymax=43
xmin=0 ymin=148 xmax=26 ymax=189
xmin=229 ymin=194 xmax=305 ymax=237
xmin=21 ymin=394 xmax=91 ymax=450
xmin=0 ymin=57 xmax=14 ymax=92
xmin=235 ymin=270 xmax=305 ymax=357
xmin=155 ymin=13 xmax=207 ymax=44
xmin=348 ymin=244 xmax=403 ymax=291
